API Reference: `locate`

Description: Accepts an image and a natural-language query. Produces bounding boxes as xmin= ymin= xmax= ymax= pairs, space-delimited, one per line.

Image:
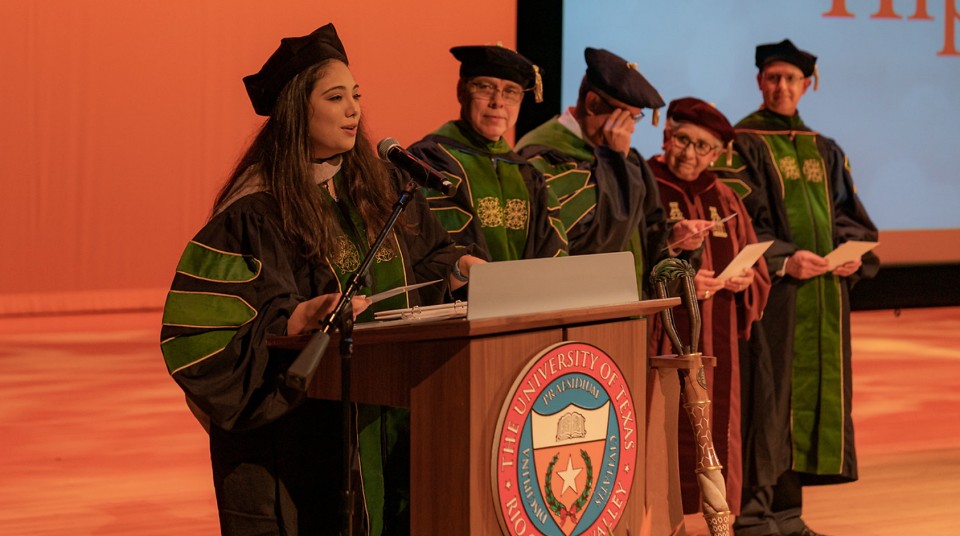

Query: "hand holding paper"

xmin=785 ymin=241 xmax=878 ymax=279
xmin=664 ymin=213 xmax=738 ymax=252
xmin=824 ymin=241 xmax=879 ymax=271
xmin=716 ymin=241 xmax=773 ymax=282
xmin=694 ymin=269 xmax=725 ymax=300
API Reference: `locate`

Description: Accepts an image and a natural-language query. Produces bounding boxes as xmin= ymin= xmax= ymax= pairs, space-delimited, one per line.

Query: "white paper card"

xmin=366 ymin=279 xmax=442 ymax=304
xmin=716 ymin=241 xmax=773 ymax=281
xmin=824 ymin=241 xmax=879 ymax=270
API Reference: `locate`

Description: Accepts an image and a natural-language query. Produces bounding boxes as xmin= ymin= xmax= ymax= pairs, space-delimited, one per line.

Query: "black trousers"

xmin=734 ymin=470 xmax=805 ymax=536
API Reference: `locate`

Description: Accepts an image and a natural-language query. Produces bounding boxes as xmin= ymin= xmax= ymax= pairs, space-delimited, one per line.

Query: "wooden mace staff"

xmin=650 ymin=258 xmax=731 ymax=536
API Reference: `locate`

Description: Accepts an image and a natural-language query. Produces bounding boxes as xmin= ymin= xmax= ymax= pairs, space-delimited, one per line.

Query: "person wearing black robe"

xmin=515 ymin=48 xmax=664 ymax=287
xmin=408 ymin=45 xmax=568 ymax=262
xmin=516 ymin=48 xmax=706 ymax=296
xmin=160 ymin=24 xmax=480 ymax=536
xmin=713 ymin=39 xmax=879 ymax=536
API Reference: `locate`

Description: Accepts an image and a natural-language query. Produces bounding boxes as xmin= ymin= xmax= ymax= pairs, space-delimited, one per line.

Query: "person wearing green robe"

xmin=516 ymin=47 xmax=709 ymax=296
xmin=713 ymin=39 xmax=879 ymax=536
xmin=160 ymin=24 xmax=480 ymax=536
xmin=408 ymin=45 xmax=568 ymax=261
xmin=516 ymin=47 xmax=668 ymax=295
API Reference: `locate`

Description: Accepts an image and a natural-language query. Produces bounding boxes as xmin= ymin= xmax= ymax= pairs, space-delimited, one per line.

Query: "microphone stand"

xmin=285 ymin=179 xmax=421 ymax=536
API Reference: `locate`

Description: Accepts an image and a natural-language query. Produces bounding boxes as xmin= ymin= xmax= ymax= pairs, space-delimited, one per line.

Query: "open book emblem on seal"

xmin=492 ymin=341 xmax=637 ymax=535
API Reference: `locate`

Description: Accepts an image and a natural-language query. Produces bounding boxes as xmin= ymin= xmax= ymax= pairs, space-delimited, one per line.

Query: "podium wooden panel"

xmin=270 ymin=299 xmax=677 ymax=535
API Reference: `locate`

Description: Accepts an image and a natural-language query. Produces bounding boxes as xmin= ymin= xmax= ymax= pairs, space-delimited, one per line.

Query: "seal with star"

xmin=491 ymin=341 xmax=638 ymax=535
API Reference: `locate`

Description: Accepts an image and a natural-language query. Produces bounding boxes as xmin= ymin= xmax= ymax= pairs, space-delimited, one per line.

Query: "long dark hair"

xmin=214 ymin=59 xmax=398 ymax=261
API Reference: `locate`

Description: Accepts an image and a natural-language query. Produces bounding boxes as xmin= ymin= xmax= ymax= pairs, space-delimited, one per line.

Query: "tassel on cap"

xmin=652 ymin=107 xmax=660 ymax=127
xmin=813 ymin=64 xmax=819 ymax=91
xmin=725 ymin=141 xmax=733 ymax=166
xmin=533 ymin=64 xmax=543 ymax=103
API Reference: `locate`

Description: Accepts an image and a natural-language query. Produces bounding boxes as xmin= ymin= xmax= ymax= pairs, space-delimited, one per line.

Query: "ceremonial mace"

xmin=650 ymin=258 xmax=731 ymax=535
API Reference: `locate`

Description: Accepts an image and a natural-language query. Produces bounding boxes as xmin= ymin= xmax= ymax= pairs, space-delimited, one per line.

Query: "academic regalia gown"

xmin=160 ymin=170 xmax=465 ymax=535
xmin=647 ymin=158 xmax=771 ymax=514
xmin=713 ymin=109 xmax=879 ymax=487
xmin=516 ymin=113 xmax=670 ymax=297
xmin=407 ymin=120 xmax=568 ymax=261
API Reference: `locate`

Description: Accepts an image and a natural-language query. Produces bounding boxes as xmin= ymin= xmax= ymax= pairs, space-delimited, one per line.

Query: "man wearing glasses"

xmin=712 ymin=39 xmax=879 ymax=536
xmin=648 ymin=97 xmax=772 ymax=531
xmin=516 ymin=48 xmax=706 ymax=296
xmin=409 ymin=45 xmax=568 ymax=263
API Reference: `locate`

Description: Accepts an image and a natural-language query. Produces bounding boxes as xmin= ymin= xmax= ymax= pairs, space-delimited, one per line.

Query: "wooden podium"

xmin=271 ymin=298 xmax=677 ymax=535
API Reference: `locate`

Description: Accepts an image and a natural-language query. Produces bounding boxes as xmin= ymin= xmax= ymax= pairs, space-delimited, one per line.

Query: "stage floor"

xmin=2 ymin=307 xmax=958 ymax=535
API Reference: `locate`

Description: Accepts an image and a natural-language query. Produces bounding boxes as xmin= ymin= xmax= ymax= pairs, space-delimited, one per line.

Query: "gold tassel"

xmin=813 ymin=64 xmax=819 ymax=91
xmin=533 ymin=64 xmax=543 ymax=103
xmin=626 ymin=61 xmax=638 ymax=71
xmin=652 ymin=107 xmax=660 ymax=127
xmin=725 ymin=141 xmax=733 ymax=167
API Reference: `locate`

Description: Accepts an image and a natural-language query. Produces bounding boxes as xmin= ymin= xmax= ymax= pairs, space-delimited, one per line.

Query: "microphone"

xmin=377 ymin=138 xmax=456 ymax=196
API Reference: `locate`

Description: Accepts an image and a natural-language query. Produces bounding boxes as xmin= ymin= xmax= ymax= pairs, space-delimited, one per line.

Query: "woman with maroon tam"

xmin=160 ymin=23 xmax=478 ymax=535
xmin=647 ymin=97 xmax=771 ymax=530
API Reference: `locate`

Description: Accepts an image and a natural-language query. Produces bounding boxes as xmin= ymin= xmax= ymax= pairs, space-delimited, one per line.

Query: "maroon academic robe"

xmin=647 ymin=157 xmax=771 ymax=515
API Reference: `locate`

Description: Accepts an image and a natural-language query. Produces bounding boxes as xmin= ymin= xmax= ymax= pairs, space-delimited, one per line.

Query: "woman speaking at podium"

xmin=160 ymin=23 xmax=479 ymax=535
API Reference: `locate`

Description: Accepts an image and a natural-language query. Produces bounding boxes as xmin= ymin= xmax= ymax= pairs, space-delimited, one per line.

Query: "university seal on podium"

xmin=492 ymin=341 xmax=638 ymax=535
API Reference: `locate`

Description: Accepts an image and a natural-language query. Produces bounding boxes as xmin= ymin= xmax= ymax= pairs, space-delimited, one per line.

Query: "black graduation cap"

xmin=584 ymin=47 xmax=664 ymax=124
xmin=243 ymin=23 xmax=348 ymax=116
xmin=755 ymin=39 xmax=817 ymax=77
xmin=450 ymin=45 xmax=543 ymax=102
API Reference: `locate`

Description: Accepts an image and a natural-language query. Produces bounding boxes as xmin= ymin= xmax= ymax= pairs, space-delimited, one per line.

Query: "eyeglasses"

xmin=467 ymin=81 xmax=527 ymax=104
xmin=671 ymin=133 xmax=719 ymax=157
xmin=762 ymin=72 xmax=804 ymax=85
xmin=592 ymin=93 xmax=644 ymax=123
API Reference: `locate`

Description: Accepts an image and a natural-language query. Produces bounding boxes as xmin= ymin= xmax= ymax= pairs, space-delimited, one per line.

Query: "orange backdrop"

xmin=1 ymin=1 xmax=517 ymax=316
